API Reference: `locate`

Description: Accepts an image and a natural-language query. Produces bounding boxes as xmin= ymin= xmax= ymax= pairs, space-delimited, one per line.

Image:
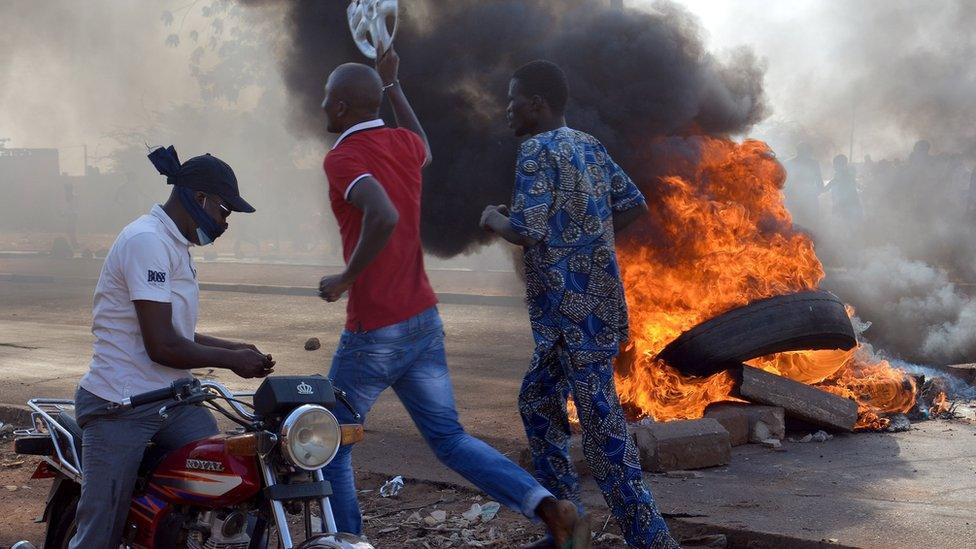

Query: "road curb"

xmin=0 ymin=273 xmax=524 ymax=307
xmin=0 ymin=404 xmax=32 ymax=427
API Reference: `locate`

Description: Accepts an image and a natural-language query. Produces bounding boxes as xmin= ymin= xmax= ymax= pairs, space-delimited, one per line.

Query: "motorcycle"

xmin=10 ymin=375 xmax=374 ymax=549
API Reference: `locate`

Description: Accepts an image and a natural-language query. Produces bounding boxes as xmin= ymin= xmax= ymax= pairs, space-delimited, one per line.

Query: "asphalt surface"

xmin=1 ymin=274 xmax=975 ymax=548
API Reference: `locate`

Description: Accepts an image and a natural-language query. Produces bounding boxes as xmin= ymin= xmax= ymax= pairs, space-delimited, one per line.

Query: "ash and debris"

xmin=304 ymin=472 xmax=631 ymax=548
xmin=905 ymin=368 xmax=976 ymax=423
xmin=884 ymin=414 xmax=912 ymax=433
xmin=789 ymin=430 xmax=833 ymax=443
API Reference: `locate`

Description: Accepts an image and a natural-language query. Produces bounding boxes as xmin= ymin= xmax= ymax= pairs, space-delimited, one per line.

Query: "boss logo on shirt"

xmin=147 ymin=270 xmax=167 ymax=284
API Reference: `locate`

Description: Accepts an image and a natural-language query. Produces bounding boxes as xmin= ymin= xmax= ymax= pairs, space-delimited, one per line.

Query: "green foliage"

xmin=161 ymin=0 xmax=278 ymax=102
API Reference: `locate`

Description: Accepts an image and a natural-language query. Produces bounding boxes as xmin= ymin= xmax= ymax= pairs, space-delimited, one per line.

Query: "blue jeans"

xmin=322 ymin=306 xmax=552 ymax=534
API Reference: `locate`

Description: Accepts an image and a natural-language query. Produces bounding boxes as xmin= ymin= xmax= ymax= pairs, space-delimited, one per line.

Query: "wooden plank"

xmin=732 ymin=365 xmax=858 ymax=432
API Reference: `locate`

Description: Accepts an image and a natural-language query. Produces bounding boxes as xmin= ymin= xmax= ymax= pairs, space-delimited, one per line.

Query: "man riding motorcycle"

xmin=67 ymin=146 xmax=275 ymax=548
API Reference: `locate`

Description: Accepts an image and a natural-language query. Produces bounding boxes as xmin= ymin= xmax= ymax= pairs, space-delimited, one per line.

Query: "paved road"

xmin=2 ymin=279 xmax=975 ymax=548
xmin=0 ymin=280 xmax=535 ymax=460
xmin=0 ymin=255 xmax=525 ymax=297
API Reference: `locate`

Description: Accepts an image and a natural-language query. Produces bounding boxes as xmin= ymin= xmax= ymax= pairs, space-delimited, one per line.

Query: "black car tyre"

xmin=657 ymin=290 xmax=857 ymax=377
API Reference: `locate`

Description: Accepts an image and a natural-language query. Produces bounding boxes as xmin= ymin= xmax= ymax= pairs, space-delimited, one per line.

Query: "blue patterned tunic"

xmin=511 ymin=129 xmax=676 ymax=548
xmin=508 ymin=127 xmax=645 ymax=359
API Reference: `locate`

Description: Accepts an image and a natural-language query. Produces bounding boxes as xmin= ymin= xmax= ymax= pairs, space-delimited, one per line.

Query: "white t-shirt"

xmin=79 ymin=205 xmax=199 ymax=404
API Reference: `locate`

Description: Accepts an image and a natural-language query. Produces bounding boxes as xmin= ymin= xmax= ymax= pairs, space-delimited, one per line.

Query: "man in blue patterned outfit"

xmin=481 ymin=60 xmax=679 ymax=549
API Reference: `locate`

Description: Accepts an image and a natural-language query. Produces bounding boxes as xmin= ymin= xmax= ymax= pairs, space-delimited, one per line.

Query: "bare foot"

xmin=536 ymin=498 xmax=589 ymax=548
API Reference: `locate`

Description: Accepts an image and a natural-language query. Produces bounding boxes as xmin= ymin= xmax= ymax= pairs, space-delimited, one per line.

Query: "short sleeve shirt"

xmin=508 ymin=127 xmax=645 ymax=360
xmin=324 ymin=119 xmax=437 ymax=331
xmin=79 ymin=205 xmax=200 ymax=403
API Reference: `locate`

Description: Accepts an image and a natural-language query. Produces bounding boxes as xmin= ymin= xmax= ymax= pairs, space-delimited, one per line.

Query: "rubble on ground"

xmin=336 ymin=472 xmax=633 ymax=548
xmin=304 ymin=337 xmax=321 ymax=351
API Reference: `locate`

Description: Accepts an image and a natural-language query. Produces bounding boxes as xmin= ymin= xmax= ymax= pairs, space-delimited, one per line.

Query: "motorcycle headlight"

xmin=280 ymin=405 xmax=341 ymax=470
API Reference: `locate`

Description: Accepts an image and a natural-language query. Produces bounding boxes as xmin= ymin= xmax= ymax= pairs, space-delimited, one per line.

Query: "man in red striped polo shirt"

xmin=317 ymin=48 xmax=589 ymax=548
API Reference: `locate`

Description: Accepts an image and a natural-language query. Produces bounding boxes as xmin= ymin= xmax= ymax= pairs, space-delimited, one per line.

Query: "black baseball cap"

xmin=175 ymin=153 xmax=255 ymax=213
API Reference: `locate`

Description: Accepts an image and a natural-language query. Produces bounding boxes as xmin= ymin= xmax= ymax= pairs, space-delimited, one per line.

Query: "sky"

xmin=2 ymin=1 xmax=973 ymax=171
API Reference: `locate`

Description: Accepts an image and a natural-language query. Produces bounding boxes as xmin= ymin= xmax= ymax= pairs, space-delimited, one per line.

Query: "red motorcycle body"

xmin=125 ymin=433 xmax=262 ymax=547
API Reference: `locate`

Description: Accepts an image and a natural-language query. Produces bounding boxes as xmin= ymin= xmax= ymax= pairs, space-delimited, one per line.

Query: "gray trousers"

xmin=68 ymin=386 xmax=218 ymax=549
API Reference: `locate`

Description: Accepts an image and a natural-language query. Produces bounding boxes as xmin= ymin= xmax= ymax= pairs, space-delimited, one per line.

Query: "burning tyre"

xmin=657 ymin=290 xmax=857 ymax=377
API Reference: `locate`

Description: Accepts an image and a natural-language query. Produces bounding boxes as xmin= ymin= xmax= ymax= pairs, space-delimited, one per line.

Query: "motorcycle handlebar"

xmin=124 ymin=386 xmax=175 ymax=408
xmin=121 ymin=378 xmax=198 ymax=409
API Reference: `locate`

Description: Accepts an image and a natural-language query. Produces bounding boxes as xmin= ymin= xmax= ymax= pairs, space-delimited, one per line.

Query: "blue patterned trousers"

xmin=518 ymin=344 xmax=679 ymax=548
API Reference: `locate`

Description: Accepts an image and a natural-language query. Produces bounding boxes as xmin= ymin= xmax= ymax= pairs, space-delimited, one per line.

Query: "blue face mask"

xmin=175 ymin=186 xmax=225 ymax=245
xmin=195 ymin=227 xmax=214 ymax=246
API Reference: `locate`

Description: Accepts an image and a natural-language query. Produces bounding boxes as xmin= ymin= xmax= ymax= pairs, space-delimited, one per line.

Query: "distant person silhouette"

xmin=825 ymin=154 xmax=863 ymax=227
xmin=784 ymin=142 xmax=825 ymax=232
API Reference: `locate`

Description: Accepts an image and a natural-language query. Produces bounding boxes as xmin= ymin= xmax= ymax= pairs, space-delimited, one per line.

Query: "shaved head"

xmin=326 ymin=63 xmax=383 ymax=113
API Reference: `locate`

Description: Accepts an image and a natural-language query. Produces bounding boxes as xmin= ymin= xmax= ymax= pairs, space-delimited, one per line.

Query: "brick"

xmin=629 ymin=418 xmax=731 ymax=472
xmin=518 ymin=433 xmax=589 ymax=476
xmin=733 ymin=365 xmax=858 ymax=432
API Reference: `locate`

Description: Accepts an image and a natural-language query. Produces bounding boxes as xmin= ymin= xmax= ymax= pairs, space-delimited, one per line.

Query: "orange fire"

xmin=612 ymin=136 xmax=916 ymax=429
xmin=931 ymin=392 xmax=951 ymax=416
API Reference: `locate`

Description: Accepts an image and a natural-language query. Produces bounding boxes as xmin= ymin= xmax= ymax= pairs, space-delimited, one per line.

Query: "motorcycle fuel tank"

xmin=148 ymin=433 xmax=262 ymax=508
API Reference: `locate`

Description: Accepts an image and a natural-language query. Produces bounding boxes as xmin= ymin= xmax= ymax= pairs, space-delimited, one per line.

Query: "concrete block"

xmin=702 ymin=404 xmax=750 ymax=446
xmin=733 ymin=365 xmax=858 ymax=432
xmin=629 ymin=418 xmax=731 ymax=472
xmin=706 ymin=402 xmax=785 ymax=444
xmin=518 ymin=433 xmax=589 ymax=476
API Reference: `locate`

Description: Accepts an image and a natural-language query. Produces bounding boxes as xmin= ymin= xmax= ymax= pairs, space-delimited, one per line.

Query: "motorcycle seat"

xmin=55 ymin=411 xmax=84 ymax=467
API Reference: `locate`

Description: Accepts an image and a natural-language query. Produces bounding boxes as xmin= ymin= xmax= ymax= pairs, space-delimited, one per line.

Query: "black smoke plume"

xmin=242 ymin=0 xmax=767 ymax=256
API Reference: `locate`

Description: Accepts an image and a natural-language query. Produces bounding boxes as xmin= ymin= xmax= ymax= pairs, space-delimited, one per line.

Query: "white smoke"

xmin=823 ymin=246 xmax=976 ymax=365
xmin=674 ymin=0 xmax=976 ymax=366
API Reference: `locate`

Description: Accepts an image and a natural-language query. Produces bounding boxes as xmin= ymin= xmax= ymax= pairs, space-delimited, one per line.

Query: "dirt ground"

xmin=3 ymin=277 xmax=976 ymax=548
xmin=0 ymin=439 xmax=46 ymax=548
xmin=0 ymin=438 xmax=627 ymax=549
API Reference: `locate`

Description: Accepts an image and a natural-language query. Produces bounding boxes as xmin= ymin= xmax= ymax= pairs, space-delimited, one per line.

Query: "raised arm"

xmin=376 ymin=47 xmax=432 ymax=166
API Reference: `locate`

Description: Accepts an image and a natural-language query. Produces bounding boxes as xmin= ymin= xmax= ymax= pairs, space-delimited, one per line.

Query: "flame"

xmin=931 ymin=391 xmax=951 ymax=416
xmin=566 ymin=398 xmax=579 ymax=427
xmin=611 ymin=136 xmax=916 ymax=429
